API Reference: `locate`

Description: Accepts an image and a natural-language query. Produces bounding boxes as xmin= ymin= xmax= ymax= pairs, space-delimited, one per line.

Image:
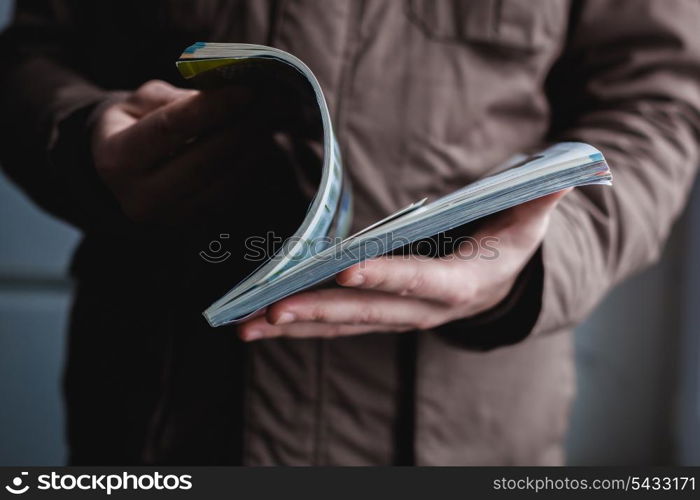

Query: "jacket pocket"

xmin=405 ymin=0 xmax=567 ymax=52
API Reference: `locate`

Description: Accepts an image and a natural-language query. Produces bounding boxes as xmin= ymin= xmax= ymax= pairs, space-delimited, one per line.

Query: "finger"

xmin=246 ymin=308 xmax=267 ymax=321
xmin=509 ymin=188 xmax=571 ymax=221
xmin=238 ymin=316 xmax=410 ymax=341
xmin=118 ymin=126 xmax=247 ymax=223
xmin=167 ymin=154 xmax=255 ymax=223
xmin=265 ymin=288 xmax=450 ymax=327
xmin=112 ymin=86 xmax=253 ymax=170
xmin=143 ymin=127 xmax=272 ymax=223
xmin=144 ymin=125 xmax=248 ymax=200
xmin=124 ymin=80 xmax=198 ymax=117
xmin=477 ymin=188 xmax=571 ymax=234
xmin=93 ymin=105 xmax=139 ymax=144
xmin=336 ymin=256 xmax=470 ymax=304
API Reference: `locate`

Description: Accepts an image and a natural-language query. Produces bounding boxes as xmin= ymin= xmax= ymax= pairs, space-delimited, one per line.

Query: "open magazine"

xmin=177 ymin=42 xmax=613 ymax=327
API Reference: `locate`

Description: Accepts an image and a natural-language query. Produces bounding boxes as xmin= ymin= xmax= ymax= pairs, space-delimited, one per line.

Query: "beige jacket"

xmin=1 ymin=0 xmax=699 ymax=465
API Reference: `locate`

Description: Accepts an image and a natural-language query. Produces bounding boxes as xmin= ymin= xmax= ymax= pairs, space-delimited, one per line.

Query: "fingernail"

xmin=344 ymin=273 xmax=365 ymax=286
xmin=275 ymin=312 xmax=296 ymax=325
xmin=179 ymin=89 xmax=199 ymax=99
xmin=243 ymin=329 xmax=264 ymax=341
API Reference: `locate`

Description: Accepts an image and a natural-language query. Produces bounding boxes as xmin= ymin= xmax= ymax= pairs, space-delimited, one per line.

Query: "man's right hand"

xmin=91 ymin=79 xmax=257 ymax=225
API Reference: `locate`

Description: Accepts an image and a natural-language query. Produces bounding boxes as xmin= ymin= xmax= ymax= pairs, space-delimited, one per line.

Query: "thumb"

xmin=471 ymin=187 xmax=572 ymax=250
xmin=124 ymin=79 xmax=199 ymax=118
xmin=500 ymin=187 xmax=571 ymax=228
xmin=515 ymin=187 xmax=572 ymax=219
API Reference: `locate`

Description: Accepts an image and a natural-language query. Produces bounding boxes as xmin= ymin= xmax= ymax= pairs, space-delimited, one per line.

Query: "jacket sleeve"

xmin=436 ymin=0 xmax=700 ymax=350
xmin=534 ymin=0 xmax=700 ymax=335
xmin=0 ymin=1 xmax=124 ymax=232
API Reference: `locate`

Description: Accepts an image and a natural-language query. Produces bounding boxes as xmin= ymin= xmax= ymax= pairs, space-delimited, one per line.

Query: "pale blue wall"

xmin=566 ymin=206 xmax=690 ymax=464
xmin=677 ymin=186 xmax=700 ymax=465
xmin=0 ymin=1 xmax=77 ymax=465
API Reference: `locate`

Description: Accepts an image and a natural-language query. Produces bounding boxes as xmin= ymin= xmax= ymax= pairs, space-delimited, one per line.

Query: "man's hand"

xmin=238 ymin=189 xmax=570 ymax=341
xmin=92 ymin=79 xmax=256 ymax=224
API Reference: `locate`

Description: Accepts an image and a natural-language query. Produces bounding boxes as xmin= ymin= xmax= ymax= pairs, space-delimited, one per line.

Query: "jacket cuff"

xmin=47 ymin=91 xmax=133 ymax=234
xmin=433 ymin=247 xmax=544 ymax=351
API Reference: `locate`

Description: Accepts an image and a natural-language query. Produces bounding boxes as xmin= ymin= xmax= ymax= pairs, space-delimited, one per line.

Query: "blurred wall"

xmin=676 ymin=188 xmax=700 ymax=465
xmin=566 ymin=204 xmax=691 ymax=464
xmin=0 ymin=2 xmax=76 ymax=467
xmin=0 ymin=0 xmax=698 ymax=466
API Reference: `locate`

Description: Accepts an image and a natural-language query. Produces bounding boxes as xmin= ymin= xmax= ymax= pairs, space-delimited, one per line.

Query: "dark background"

xmin=0 ymin=0 xmax=698 ymax=465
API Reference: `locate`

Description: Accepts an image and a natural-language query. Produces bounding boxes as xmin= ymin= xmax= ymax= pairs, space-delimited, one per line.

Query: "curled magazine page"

xmin=176 ymin=43 xmax=353 ymax=324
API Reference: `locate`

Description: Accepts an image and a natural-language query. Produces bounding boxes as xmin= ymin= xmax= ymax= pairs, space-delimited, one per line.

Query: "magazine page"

xmin=177 ymin=43 xmax=353 ymax=313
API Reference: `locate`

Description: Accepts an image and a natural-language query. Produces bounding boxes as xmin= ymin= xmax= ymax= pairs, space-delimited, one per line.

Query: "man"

xmin=1 ymin=0 xmax=699 ymax=465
